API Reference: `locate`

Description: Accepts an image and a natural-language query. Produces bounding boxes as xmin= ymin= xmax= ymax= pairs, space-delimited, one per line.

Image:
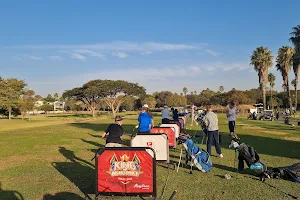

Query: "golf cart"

xmin=260 ymin=110 xmax=274 ymax=121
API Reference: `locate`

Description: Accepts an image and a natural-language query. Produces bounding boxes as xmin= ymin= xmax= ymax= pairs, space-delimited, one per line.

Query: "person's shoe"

xmin=217 ymin=154 xmax=223 ymax=158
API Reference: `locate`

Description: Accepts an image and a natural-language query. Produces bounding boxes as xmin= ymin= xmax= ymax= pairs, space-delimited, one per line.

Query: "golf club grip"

xmin=169 ymin=190 xmax=177 ymax=200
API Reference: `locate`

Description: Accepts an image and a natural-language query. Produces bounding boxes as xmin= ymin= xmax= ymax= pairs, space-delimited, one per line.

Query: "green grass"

xmin=0 ymin=113 xmax=299 ymax=200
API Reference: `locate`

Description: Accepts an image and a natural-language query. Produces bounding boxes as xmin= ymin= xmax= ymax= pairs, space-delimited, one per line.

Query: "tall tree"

xmin=268 ymin=73 xmax=276 ymax=109
xmin=0 ymin=78 xmax=27 ymax=120
xmin=219 ymin=86 xmax=224 ymax=93
xmin=194 ymin=91 xmax=197 ymax=95
xmin=63 ymin=87 xmax=102 ymax=118
xmin=19 ymin=90 xmax=35 ymax=120
xmin=63 ymin=80 xmax=145 ymax=117
xmin=276 ymin=46 xmax=295 ymax=113
xmin=34 ymin=95 xmax=43 ymax=101
xmin=142 ymin=95 xmax=157 ymax=108
xmin=183 ymin=87 xmax=188 ymax=96
xmin=44 ymin=94 xmax=54 ymax=103
xmin=290 ymin=25 xmax=300 ymax=111
xmin=54 ymin=93 xmax=59 ymax=101
xmin=250 ymin=46 xmax=274 ymax=114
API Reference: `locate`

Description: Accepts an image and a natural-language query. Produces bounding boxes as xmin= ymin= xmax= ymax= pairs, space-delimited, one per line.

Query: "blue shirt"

xmin=138 ymin=112 xmax=152 ymax=132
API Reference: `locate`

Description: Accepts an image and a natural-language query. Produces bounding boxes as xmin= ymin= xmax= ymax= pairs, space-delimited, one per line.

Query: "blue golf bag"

xmin=183 ymin=139 xmax=213 ymax=172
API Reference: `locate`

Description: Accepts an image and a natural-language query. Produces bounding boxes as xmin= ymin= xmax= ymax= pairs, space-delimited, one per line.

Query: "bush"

xmin=40 ymin=104 xmax=54 ymax=112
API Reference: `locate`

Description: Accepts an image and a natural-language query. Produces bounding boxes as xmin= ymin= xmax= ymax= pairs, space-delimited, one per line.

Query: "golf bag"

xmin=194 ymin=111 xmax=207 ymax=134
xmin=178 ymin=134 xmax=212 ymax=172
xmin=236 ymin=143 xmax=267 ymax=175
xmin=271 ymin=163 xmax=300 ymax=183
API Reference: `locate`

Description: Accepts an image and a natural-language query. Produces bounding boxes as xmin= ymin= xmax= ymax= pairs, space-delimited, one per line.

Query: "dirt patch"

xmin=283 ymin=137 xmax=300 ymax=142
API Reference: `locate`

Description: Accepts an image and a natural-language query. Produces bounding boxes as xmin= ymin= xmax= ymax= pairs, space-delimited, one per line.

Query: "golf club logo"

xmin=107 ymin=154 xmax=142 ymax=178
xmin=146 ymin=142 xmax=153 ymax=147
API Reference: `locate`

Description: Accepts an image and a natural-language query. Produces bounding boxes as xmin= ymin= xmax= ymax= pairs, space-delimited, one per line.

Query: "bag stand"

xmin=176 ymin=144 xmax=195 ymax=174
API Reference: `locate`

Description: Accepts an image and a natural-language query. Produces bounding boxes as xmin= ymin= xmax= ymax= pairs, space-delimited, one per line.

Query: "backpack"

xmin=272 ymin=163 xmax=300 ymax=183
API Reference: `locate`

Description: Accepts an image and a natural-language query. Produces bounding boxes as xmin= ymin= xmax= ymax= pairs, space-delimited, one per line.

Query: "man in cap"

xmin=143 ymin=104 xmax=154 ymax=128
xmin=203 ymin=105 xmax=223 ymax=158
xmin=102 ymin=116 xmax=124 ymax=147
xmin=137 ymin=105 xmax=153 ymax=133
xmin=161 ymin=105 xmax=170 ymax=124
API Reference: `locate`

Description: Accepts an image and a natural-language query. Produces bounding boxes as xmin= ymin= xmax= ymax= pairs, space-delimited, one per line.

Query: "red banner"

xmin=150 ymin=127 xmax=176 ymax=147
xmin=97 ymin=148 xmax=155 ymax=196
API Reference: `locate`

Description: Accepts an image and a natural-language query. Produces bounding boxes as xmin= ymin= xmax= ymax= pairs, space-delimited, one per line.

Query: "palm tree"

xmin=276 ymin=46 xmax=295 ymax=114
xmin=250 ymin=46 xmax=273 ymax=114
xmin=183 ymin=87 xmax=188 ymax=96
xmin=268 ymin=73 xmax=276 ymax=109
xmin=290 ymin=25 xmax=300 ymax=112
xmin=292 ymin=79 xmax=297 ymax=105
xmin=219 ymin=86 xmax=224 ymax=93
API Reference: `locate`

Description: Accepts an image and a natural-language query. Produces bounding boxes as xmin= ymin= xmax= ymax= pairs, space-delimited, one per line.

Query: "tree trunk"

xmin=91 ymin=108 xmax=96 ymax=118
xmin=263 ymin=87 xmax=266 ymax=118
xmin=295 ymin=75 xmax=298 ymax=113
xmin=286 ymin=79 xmax=293 ymax=115
xmin=8 ymin=107 xmax=12 ymax=120
xmin=270 ymin=87 xmax=273 ymax=110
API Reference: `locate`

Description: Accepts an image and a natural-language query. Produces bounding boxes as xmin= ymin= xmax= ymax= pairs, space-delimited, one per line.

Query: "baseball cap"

xmin=115 ymin=116 xmax=124 ymax=121
xmin=164 ymin=105 xmax=168 ymax=108
xmin=143 ymin=104 xmax=149 ymax=108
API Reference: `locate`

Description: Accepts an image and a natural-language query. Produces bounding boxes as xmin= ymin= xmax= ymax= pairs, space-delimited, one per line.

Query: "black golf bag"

xmin=236 ymin=143 xmax=267 ymax=175
xmin=271 ymin=163 xmax=300 ymax=183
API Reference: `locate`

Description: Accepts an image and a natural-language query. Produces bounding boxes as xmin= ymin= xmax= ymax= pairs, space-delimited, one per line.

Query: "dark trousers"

xmin=162 ymin=118 xmax=169 ymax=124
xmin=207 ymin=130 xmax=221 ymax=155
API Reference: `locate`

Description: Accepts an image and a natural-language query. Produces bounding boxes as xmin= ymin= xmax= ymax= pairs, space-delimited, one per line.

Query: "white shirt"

xmin=162 ymin=109 xmax=170 ymax=119
xmin=227 ymin=108 xmax=236 ymax=121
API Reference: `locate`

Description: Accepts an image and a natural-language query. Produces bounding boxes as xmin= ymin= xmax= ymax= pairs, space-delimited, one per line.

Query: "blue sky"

xmin=1 ymin=0 xmax=299 ymax=96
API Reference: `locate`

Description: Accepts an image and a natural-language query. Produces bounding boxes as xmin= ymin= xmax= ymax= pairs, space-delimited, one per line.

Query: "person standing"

xmin=138 ymin=106 xmax=152 ymax=133
xmin=190 ymin=104 xmax=196 ymax=126
xmin=227 ymin=102 xmax=239 ymax=139
xmin=143 ymin=104 xmax=154 ymax=128
xmin=276 ymin=110 xmax=280 ymax=120
xmin=161 ymin=105 xmax=170 ymax=124
xmin=101 ymin=116 xmax=124 ymax=147
xmin=204 ymin=105 xmax=223 ymax=158
xmin=173 ymin=109 xmax=179 ymax=121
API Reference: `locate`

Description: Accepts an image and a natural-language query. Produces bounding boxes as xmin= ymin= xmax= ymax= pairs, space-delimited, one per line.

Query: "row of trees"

xmin=250 ymin=25 xmax=300 ymax=113
xmin=0 ymin=77 xmax=43 ymax=120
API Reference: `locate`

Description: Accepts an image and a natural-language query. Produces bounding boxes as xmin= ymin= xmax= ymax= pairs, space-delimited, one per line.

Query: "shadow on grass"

xmin=184 ymin=128 xmax=300 ymax=160
xmin=53 ymin=147 xmax=95 ymax=198
xmin=42 ymin=192 xmax=85 ymax=200
xmin=0 ymin=187 xmax=24 ymax=200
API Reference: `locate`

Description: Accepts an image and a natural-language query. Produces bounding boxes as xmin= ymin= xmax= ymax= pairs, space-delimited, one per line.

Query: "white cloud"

xmin=28 ymin=56 xmax=43 ymax=60
xmin=70 ymin=53 xmax=86 ymax=61
xmin=188 ymin=66 xmax=202 ymax=72
xmin=11 ymin=56 xmax=23 ymax=61
xmin=7 ymin=41 xmax=201 ymax=52
xmin=140 ymin=51 xmax=152 ymax=55
xmin=49 ymin=56 xmax=63 ymax=60
xmin=75 ymin=49 xmax=106 ymax=59
xmin=205 ymin=49 xmax=219 ymax=57
xmin=112 ymin=52 xmax=129 ymax=59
